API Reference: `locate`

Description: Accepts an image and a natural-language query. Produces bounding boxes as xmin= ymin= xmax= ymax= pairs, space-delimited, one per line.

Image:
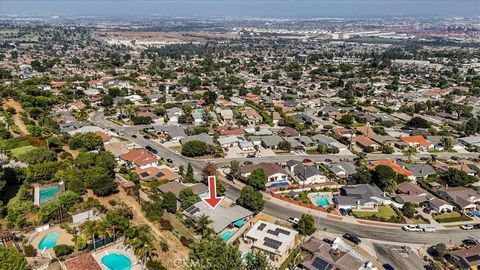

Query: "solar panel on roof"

xmin=190 ymin=208 xmax=200 ymax=215
xmin=263 ymin=237 xmax=282 ymax=250
xmin=277 ymin=228 xmax=291 ymax=236
xmin=466 ymin=255 xmax=480 ymax=262
xmin=155 ymin=172 xmax=165 ymax=178
xmin=140 ymin=172 xmax=150 ymax=177
xmin=311 ymin=257 xmax=332 ymax=270
xmin=257 ymin=223 xmax=266 ymax=231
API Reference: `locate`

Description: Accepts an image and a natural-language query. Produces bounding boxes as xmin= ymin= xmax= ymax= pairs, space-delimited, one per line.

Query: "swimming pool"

xmin=315 ymin=195 xmax=330 ymax=207
xmin=39 ymin=186 xmax=59 ymax=205
xmin=38 ymin=231 xmax=60 ymax=250
xmin=220 ymin=230 xmax=235 ymax=241
xmin=101 ymin=253 xmax=132 ymax=270
xmin=268 ymin=182 xmax=289 ymax=188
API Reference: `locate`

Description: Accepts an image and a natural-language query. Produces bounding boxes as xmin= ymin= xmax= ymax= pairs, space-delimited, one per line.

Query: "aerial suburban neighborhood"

xmin=0 ymin=2 xmax=479 ymax=270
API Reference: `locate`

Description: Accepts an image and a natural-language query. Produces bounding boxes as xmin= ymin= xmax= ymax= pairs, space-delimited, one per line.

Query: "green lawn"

xmin=10 ymin=145 xmax=36 ymax=158
xmin=354 ymin=205 xmax=397 ymax=219
xmin=433 ymin=211 xmax=472 ymax=223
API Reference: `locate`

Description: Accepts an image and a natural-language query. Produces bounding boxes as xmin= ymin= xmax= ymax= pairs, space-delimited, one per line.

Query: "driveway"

xmin=373 ymin=243 xmax=427 ymax=270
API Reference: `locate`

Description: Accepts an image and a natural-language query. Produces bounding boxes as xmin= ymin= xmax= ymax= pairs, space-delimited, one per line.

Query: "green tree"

xmin=406 ymin=117 xmax=430 ymax=128
xmin=338 ymin=114 xmax=354 ymax=125
xmin=296 ymin=214 xmax=316 ymax=236
xmin=354 ymin=166 xmax=372 ymax=184
xmin=465 ymin=117 xmax=478 ymax=135
xmin=238 ymin=186 xmax=264 ymax=213
xmin=195 ymin=215 xmax=213 ymax=238
xmin=441 ymin=137 xmax=453 ymax=151
xmin=0 ymin=246 xmax=30 ymax=270
xmin=247 ymin=168 xmax=267 ymax=190
xmin=277 ymin=141 xmax=292 ymax=151
xmin=84 ymin=166 xmax=117 ymax=196
xmin=187 ymin=237 xmax=243 ymax=270
xmin=58 ymin=191 xmax=81 ymax=212
xmin=186 ymin=163 xmax=194 ymax=179
xmin=245 ymin=251 xmax=274 ymax=270
xmin=402 ymin=146 xmax=418 ymax=162
xmin=441 ymin=168 xmax=477 ymax=187
xmin=18 ymin=147 xmax=56 ymax=165
xmin=402 ymin=202 xmax=416 ymax=218
xmin=372 ymin=165 xmax=398 ymax=193
xmin=179 ymin=188 xmax=200 ymax=209
xmin=125 ymin=225 xmax=157 ymax=265
xmin=69 ymin=132 xmax=104 ymax=151
xmin=161 ymin=192 xmax=177 ymax=213
xmin=202 ymin=91 xmax=218 ymax=105
xmin=101 ymin=94 xmax=114 ymax=107
xmin=53 ymin=244 xmax=74 ymax=257
xmin=230 ymin=160 xmax=241 ymax=180
xmin=181 ymin=140 xmax=209 ymax=157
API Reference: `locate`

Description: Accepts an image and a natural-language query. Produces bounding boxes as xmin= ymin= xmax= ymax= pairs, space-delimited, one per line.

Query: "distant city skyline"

xmin=1 ymin=0 xmax=479 ymax=18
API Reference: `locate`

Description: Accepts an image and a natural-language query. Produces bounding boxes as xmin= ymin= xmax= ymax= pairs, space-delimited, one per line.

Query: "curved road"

xmin=91 ymin=111 xmax=478 ymax=245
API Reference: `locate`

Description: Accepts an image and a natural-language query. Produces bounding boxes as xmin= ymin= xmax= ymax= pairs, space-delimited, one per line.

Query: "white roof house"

xmin=245 ymin=221 xmax=298 ymax=259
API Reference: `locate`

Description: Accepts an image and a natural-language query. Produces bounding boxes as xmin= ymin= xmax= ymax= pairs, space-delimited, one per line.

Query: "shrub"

xmin=53 ymin=244 xmax=74 ymax=257
xmin=23 ymin=244 xmax=37 ymax=257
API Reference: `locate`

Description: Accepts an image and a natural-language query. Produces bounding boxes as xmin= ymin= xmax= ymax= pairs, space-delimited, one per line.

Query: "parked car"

xmin=322 ymin=238 xmax=334 ymax=245
xmin=473 ymin=223 xmax=480 ymax=229
xmin=402 ymin=225 xmax=423 ymax=232
xmin=383 ymin=264 xmax=395 ymax=270
xmin=145 ymin=146 xmax=153 ymax=152
xmin=342 ymin=233 xmax=361 ymax=244
xmin=339 ymin=208 xmax=347 ymax=216
xmin=287 ymin=217 xmax=300 ymax=225
xmin=110 ymin=128 xmax=116 ymax=132
xmin=423 ymin=207 xmax=431 ymax=214
xmin=166 ymin=158 xmax=174 ymax=163
xmin=462 ymin=239 xmax=479 ymax=245
xmin=346 ymin=209 xmax=353 ymax=216
xmin=143 ymin=135 xmax=150 ymax=140
xmin=131 ymin=134 xmax=137 ymax=138
xmin=244 ymin=161 xmax=253 ymax=165
xmin=460 ymin=224 xmax=474 ymax=230
xmin=150 ymin=149 xmax=158 ymax=154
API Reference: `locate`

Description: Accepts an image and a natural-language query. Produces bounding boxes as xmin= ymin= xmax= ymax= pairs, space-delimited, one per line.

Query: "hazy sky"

xmin=1 ymin=0 xmax=479 ymax=18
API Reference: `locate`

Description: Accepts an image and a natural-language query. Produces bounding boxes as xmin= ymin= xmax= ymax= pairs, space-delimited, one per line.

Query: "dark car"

xmin=151 ymin=149 xmax=158 ymax=154
xmin=143 ymin=135 xmax=150 ymax=140
xmin=346 ymin=209 xmax=353 ymax=216
xmin=339 ymin=208 xmax=347 ymax=216
xmin=473 ymin=223 xmax=480 ymax=229
xmin=383 ymin=264 xmax=395 ymax=270
xmin=244 ymin=161 xmax=253 ymax=165
xmin=131 ymin=134 xmax=137 ymax=138
xmin=423 ymin=207 xmax=432 ymax=214
xmin=146 ymin=146 xmax=153 ymax=152
xmin=322 ymin=238 xmax=334 ymax=245
xmin=462 ymin=239 xmax=478 ymax=245
xmin=166 ymin=158 xmax=173 ymax=163
xmin=342 ymin=233 xmax=361 ymax=245
xmin=110 ymin=128 xmax=116 ymax=132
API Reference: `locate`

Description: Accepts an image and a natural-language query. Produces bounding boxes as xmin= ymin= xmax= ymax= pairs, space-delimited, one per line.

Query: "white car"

xmin=402 ymin=225 xmax=423 ymax=232
xmin=461 ymin=224 xmax=474 ymax=230
xmin=287 ymin=217 xmax=300 ymax=225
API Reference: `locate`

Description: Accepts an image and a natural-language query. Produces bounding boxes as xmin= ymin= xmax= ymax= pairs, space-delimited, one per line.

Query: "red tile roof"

xmin=368 ymin=159 xmax=414 ymax=178
xmin=400 ymin=135 xmax=432 ymax=148
xmin=64 ymin=253 xmax=101 ymax=270
xmin=120 ymin=149 xmax=157 ymax=167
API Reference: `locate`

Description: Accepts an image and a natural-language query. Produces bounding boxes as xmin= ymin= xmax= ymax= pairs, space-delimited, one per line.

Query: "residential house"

xmin=180 ymin=133 xmax=214 ymax=145
xmin=220 ymin=109 xmax=234 ymax=126
xmin=183 ymin=202 xmax=253 ymax=235
xmin=244 ymin=221 xmax=298 ymax=264
xmin=334 ymin=184 xmax=395 ymax=210
xmin=396 ymin=161 xmax=436 ymax=180
xmin=439 ymin=187 xmax=480 ymax=212
xmin=368 ymin=159 xmax=416 ymax=181
xmin=312 ymin=134 xmax=348 ymax=152
xmin=371 ymin=135 xmax=398 ymax=148
xmin=243 ymin=107 xmax=262 ymax=126
xmin=449 ymin=244 xmax=480 ymax=270
xmin=400 ymin=135 xmax=434 ymax=151
xmin=240 ymin=162 xmax=289 ymax=184
xmin=287 ymin=160 xmax=327 ymax=185
xmin=154 ymin=125 xmax=187 ymax=142
xmin=325 ymin=161 xmax=357 ymax=179
xmin=119 ymin=149 xmax=157 ymax=169
xmin=300 ymin=237 xmax=370 ymax=270
xmin=166 ymin=107 xmax=183 ymax=125
xmin=353 ymin=136 xmax=380 ymax=151
xmin=135 ymin=167 xmax=181 ymax=182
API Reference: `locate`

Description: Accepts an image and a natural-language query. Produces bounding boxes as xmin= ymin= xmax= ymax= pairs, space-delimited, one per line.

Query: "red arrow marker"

xmin=202 ymin=176 xmax=224 ymax=209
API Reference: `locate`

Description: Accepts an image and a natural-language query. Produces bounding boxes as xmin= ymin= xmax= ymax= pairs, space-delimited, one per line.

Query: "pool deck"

xmin=92 ymin=242 xmax=142 ymax=270
xmin=30 ymin=226 xmax=73 ymax=258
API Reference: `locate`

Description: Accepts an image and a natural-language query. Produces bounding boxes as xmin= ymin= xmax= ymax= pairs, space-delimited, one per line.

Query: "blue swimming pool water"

xmin=315 ymin=195 xmax=330 ymax=207
xmin=268 ymin=182 xmax=289 ymax=188
xmin=233 ymin=219 xmax=245 ymax=227
xmin=220 ymin=231 xmax=235 ymax=241
xmin=38 ymin=231 xmax=60 ymax=250
xmin=101 ymin=253 xmax=132 ymax=270
xmin=39 ymin=186 xmax=59 ymax=204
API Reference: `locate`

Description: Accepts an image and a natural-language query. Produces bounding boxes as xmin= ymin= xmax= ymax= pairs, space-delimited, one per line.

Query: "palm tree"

xmin=116 ymin=98 xmax=127 ymax=119
xmin=403 ymin=146 xmax=418 ymax=162
xmin=195 ymin=215 xmax=213 ymax=238
xmin=125 ymin=105 xmax=138 ymax=123
xmin=82 ymin=220 xmax=101 ymax=250
xmin=125 ymin=226 xmax=157 ymax=265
